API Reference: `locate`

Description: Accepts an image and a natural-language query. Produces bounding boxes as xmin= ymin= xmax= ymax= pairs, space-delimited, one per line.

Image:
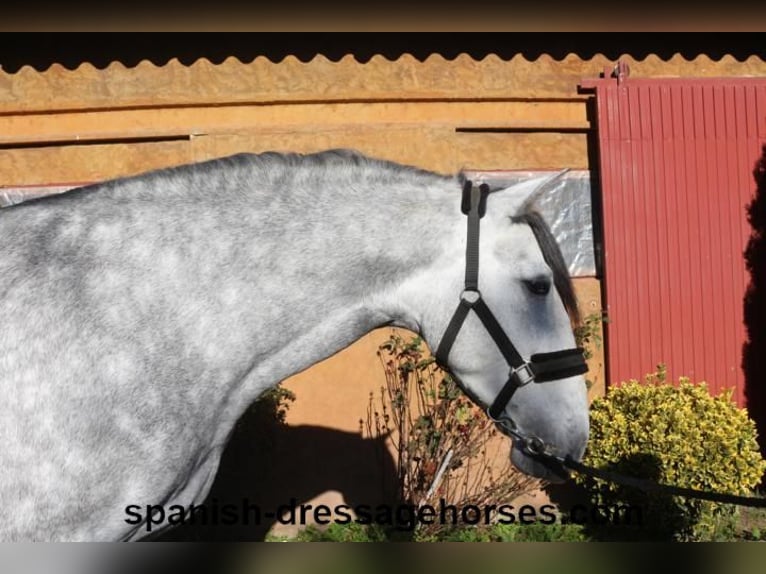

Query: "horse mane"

xmin=240 ymin=149 xmax=455 ymax=188
xmin=2 ymin=149 xmax=579 ymax=326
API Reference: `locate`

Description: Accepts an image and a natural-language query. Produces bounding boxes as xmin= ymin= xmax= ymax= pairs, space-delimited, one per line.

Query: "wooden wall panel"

xmin=2 ymin=54 xmax=765 ymax=114
xmin=455 ymin=132 xmax=591 ymax=170
xmin=0 ymin=101 xmax=588 ymax=145
xmin=0 ymin=140 xmax=193 ymax=186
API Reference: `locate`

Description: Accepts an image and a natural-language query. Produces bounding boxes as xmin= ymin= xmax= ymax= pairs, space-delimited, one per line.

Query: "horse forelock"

xmin=511 ymin=209 xmax=581 ymax=326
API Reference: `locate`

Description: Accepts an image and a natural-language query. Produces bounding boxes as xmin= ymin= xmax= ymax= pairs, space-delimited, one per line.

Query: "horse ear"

xmin=487 ymin=169 xmax=570 ymax=217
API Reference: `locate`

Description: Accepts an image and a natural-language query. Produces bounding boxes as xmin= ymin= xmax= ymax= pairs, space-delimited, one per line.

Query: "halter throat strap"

xmin=434 ymin=180 xmax=588 ymax=425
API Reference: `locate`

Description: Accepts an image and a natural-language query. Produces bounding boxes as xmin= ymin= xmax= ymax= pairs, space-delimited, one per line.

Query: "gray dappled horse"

xmin=0 ymin=150 xmax=588 ymax=541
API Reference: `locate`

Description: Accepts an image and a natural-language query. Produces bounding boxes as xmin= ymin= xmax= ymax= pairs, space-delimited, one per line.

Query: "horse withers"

xmin=0 ymin=150 xmax=588 ymax=540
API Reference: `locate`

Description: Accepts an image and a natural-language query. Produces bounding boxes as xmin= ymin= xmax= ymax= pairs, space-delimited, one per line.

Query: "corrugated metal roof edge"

xmin=3 ymin=51 xmax=766 ymax=76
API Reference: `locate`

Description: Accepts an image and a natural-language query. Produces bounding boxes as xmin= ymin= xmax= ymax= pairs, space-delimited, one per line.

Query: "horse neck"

xmin=210 ymin=169 xmax=461 ymax=403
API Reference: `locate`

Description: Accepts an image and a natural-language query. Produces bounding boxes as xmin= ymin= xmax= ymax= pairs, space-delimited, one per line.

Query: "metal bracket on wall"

xmin=612 ymin=60 xmax=631 ymax=84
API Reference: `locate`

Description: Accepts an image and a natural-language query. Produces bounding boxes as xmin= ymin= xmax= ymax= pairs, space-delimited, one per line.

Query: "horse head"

xmin=415 ymin=173 xmax=589 ymax=483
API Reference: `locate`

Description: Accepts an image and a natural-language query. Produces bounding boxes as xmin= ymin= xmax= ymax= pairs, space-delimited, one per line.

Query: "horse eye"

xmin=523 ymin=278 xmax=551 ymax=296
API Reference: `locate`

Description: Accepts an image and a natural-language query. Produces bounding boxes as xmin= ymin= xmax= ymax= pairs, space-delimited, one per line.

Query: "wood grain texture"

xmin=0 ymin=101 xmax=589 ymax=145
xmin=0 ymin=140 xmax=193 ymax=186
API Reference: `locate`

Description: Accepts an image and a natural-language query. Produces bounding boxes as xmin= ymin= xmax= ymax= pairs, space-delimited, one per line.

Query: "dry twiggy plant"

xmin=363 ymin=331 xmax=540 ymax=535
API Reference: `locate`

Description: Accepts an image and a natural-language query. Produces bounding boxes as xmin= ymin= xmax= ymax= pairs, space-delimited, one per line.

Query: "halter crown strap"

xmin=435 ymin=179 xmax=588 ymax=426
xmin=462 ymin=181 xmax=489 ymax=291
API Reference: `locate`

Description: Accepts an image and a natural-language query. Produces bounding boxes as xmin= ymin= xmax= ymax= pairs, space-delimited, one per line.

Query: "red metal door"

xmin=582 ymin=72 xmax=766 ymax=406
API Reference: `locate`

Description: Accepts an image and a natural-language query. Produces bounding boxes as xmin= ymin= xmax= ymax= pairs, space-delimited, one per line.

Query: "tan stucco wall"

xmin=4 ymin=53 xmax=766 ymax=186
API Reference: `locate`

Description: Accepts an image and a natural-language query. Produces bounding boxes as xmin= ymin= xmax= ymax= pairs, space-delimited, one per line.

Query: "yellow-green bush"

xmin=574 ymin=365 xmax=766 ymax=541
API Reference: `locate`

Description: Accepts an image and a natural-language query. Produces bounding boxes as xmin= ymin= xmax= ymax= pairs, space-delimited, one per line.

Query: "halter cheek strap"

xmin=434 ymin=180 xmax=588 ymax=428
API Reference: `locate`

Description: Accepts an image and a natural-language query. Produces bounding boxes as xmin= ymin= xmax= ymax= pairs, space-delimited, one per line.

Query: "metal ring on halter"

xmin=522 ymin=436 xmax=547 ymax=456
xmin=486 ymin=406 xmax=507 ymax=425
xmin=486 ymin=408 xmax=553 ymax=458
xmin=487 ymin=409 xmax=522 ymax=439
xmin=459 ymin=289 xmax=482 ymax=306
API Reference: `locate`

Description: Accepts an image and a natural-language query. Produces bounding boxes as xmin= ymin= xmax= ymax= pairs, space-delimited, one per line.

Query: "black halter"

xmin=434 ymin=180 xmax=588 ymax=454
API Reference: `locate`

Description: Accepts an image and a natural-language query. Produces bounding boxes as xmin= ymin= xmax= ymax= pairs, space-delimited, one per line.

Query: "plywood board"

xmin=0 ymin=101 xmax=589 ymax=145
xmin=0 ymin=140 xmax=193 ymax=186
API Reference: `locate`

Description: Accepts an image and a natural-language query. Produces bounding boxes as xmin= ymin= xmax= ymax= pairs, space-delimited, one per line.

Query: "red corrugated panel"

xmin=582 ymin=76 xmax=766 ymax=406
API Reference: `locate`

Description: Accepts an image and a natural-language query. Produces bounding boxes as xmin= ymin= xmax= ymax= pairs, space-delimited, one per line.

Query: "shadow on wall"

xmin=154 ymin=403 xmax=398 ymax=541
xmin=744 ymin=143 xmax=766 ymax=467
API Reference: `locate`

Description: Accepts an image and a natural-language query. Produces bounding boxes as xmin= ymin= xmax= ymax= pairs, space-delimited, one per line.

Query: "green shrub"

xmin=291 ymin=522 xmax=388 ymax=542
xmin=574 ymin=365 xmax=766 ymax=541
xmin=422 ymin=522 xmax=587 ymax=542
xmin=280 ymin=521 xmax=589 ymax=542
xmin=416 ymin=526 xmax=495 ymax=542
xmin=489 ymin=522 xmax=588 ymax=542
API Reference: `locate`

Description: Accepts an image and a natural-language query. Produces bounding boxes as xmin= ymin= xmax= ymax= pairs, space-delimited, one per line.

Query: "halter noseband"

xmin=434 ymin=180 xmax=588 ymax=456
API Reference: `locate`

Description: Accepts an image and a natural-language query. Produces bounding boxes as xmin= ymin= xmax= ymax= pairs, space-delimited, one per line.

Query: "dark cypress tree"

xmin=744 ymin=143 xmax=766 ymax=468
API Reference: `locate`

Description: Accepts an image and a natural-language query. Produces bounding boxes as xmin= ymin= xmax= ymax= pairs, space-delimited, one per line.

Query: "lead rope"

xmin=561 ymin=455 xmax=766 ymax=508
xmin=490 ymin=422 xmax=766 ymax=507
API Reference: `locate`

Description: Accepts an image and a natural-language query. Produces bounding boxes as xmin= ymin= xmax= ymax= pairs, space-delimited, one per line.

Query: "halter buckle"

xmin=510 ymin=362 xmax=535 ymax=386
